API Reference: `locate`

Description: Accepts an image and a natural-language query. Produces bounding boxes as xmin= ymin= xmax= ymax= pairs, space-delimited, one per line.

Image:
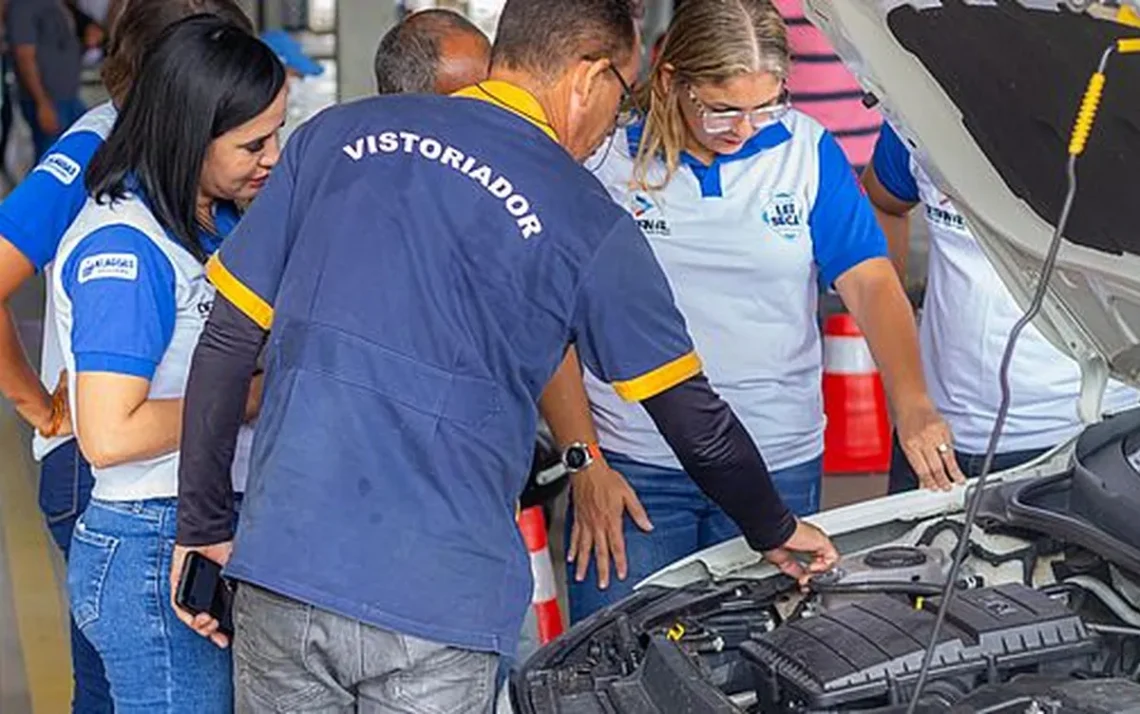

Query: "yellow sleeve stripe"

xmin=612 ymin=352 xmax=703 ymax=402
xmin=205 ymin=254 xmax=274 ymax=330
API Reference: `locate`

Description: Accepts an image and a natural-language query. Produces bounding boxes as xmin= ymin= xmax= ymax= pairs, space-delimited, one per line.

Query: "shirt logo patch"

xmin=924 ymin=202 xmax=968 ymax=234
xmin=630 ymin=193 xmax=654 ymax=218
xmin=761 ymin=192 xmax=806 ymax=240
xmin=34 ymin=152 xmax=82 ymax=185
xmin=77 ymin=253 xmax=138 ymax=284
xmin=629 ymin=192 xmax=671 ymax=237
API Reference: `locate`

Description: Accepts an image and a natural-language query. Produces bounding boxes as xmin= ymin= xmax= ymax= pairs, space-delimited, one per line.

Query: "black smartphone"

xmin=175 ymin=551 xmax=234 ymax=638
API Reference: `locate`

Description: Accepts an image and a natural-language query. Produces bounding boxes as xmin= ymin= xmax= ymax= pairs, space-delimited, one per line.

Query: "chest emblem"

xmin=629 ymin=192 xmax=671 ymax=237
xmin=761 ymin=192 xmax=806 ymax=240
xmin=924 ymin=194 xmax=969 ymax=234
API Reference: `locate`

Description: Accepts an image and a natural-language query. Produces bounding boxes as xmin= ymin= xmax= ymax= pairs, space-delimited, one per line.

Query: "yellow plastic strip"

xmin=1116 ymin=6 xmax=1140 ymax=29
xmin=667 ymin=623 xmax=686 ymax=641
xmin=205 ymin=254 xmax=274 ymax=330
xmin=1069 ymin=72 xmax=1105 ymax=156
xmin=613 ymin=352 xmax=703 ymax=402
xmin=0 ymin=410 xmax=71 ymax=713
xmin=1118 ymin=37 xmax=1140 ymax=53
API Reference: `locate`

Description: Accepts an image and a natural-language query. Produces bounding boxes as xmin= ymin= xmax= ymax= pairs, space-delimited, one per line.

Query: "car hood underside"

xmin=804 ymin=0 xmax=1140 ymax=417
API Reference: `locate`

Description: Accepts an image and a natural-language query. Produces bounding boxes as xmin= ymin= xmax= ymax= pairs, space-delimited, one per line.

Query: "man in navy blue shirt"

xmin=172 ymin=0 xmax=838 ymax=708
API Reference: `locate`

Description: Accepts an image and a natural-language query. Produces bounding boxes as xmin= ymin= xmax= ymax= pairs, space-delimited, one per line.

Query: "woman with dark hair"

xmin=52 ymin=15 xmax=285 ymax=712
xmin=0 ymin=1 xmax=253 ymax=710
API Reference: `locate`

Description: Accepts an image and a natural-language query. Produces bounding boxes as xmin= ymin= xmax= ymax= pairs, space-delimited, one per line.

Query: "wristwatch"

xmin=562 ymin=442 xmax=602 ymax=473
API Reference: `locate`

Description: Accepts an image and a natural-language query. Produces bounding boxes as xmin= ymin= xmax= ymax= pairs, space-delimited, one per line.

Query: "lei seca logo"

xmin=762 ymin=192 xmax=805 ymax=240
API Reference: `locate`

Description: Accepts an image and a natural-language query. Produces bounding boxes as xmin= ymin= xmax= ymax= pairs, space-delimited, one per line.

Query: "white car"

xmin=507 ymin=2 xmax=1140 ymax=712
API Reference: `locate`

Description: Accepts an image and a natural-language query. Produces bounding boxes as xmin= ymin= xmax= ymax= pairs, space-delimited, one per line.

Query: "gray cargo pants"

xmin=232 ymin=583 xmax=499 ymax=713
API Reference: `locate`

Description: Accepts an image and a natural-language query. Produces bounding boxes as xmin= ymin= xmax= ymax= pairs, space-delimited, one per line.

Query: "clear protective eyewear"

xmin=686 ymin=83 xmax=791 ymax=135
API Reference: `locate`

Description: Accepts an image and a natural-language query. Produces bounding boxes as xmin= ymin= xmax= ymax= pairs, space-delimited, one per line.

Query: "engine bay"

xmin=511 ymin=522 xmax=1140 ymax=713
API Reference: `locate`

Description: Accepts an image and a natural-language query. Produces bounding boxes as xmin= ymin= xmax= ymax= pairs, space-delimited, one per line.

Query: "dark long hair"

xmin=86 ymin=15 xmax=286 ymax=263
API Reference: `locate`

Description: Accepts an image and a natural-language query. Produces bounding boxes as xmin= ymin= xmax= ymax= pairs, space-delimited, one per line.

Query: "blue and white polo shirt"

xmin=585 ymin=111 xmax=889 ymax=472
xmin=51 ymin=194 xmax=253 ymax=500
xmin=872 ymin=123 xmax=1136 ymax=453
xmin=0 ymin=101 xmax=116 ymax=460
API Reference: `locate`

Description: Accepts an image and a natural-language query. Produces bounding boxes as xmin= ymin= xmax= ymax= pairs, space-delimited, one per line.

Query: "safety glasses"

xmin=686 ymin=83 xmax=791 ymax=135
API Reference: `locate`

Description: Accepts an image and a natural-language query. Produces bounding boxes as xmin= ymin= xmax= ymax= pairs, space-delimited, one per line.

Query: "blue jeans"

xmin=19 ymin=96 xmax=86 ymax=159
xmin=40 ymin=441 xmax=112 ymax=714
xmin=887 ymin=432 xmax=1048 ymax=494
xmin=68 ymin=498 xmax=235 ymax=714
xmin=566 ymin=452 xmax=823 ymax=624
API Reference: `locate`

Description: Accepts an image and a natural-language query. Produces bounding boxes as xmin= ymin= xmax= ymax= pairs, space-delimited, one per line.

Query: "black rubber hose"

xmin=807 ymin=581 xmax=947 ymax=597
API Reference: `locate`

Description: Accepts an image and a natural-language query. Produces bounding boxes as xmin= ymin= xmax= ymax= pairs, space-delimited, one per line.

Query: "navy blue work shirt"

xmin=207 ymin=82 xmax=701 ymax=655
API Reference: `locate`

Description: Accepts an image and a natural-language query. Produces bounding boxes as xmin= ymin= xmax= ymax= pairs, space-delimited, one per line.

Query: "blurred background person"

xmin=7 ymin=0 xmax=86 ymax=158
xmin=373 ymin=8 xmax=490 ymax=95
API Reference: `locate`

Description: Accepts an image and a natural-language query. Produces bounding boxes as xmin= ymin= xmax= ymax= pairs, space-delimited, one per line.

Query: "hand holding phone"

xmin=170 ymin=542 xmax=234 ymax=649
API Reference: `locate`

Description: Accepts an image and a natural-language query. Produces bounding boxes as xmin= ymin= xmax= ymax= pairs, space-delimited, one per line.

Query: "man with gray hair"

xmin=374 ymin=8 xmax=491 ymax=95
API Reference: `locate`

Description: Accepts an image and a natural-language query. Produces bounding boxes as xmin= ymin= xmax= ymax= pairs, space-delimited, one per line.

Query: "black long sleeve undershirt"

xmin=176 ymin=296 xmax=266 ymax=546
xmin=641 ymin=374 xmax=797 ymax=552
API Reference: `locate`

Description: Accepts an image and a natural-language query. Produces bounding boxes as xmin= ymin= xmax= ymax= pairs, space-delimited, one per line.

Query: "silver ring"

xmin=936 ymin=443 xmax=951 ymax=454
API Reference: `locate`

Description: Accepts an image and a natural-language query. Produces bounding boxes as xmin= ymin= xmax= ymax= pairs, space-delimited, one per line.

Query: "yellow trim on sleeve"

xmin=612 ymin=352 xmax=703 ymax=402
xmin=205 ymin=254 xmax=274 ymax=330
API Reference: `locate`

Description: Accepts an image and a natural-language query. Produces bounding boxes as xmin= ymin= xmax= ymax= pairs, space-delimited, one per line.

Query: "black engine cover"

xmin=741 ymin=583 xmax=1098 ymax=711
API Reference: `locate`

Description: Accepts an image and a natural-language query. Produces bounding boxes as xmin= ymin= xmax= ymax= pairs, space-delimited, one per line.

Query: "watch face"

xmin=565 ymin=446 xmax=588 ymax=470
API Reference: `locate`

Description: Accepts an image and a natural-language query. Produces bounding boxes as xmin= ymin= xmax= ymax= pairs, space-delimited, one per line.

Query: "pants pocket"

xmin=67 ymin=517 xmax=120 ymax=631
xmin=233 ymin=585 xmax=348 ymax=711
xmin=390 ymin=637 xmax=497 ymax=714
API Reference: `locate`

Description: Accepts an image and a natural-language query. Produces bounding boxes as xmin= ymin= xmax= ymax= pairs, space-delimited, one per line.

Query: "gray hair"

xmin=374 ymin=9 xmax=484 ymax=95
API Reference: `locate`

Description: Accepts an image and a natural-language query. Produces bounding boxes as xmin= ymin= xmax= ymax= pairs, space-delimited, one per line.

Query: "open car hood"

xmin=803 ymin=0 xmax=1140 ymax=419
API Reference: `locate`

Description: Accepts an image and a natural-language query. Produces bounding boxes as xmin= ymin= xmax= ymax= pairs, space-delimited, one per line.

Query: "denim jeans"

xmin=67 ymin=498 xmax=235 ymax=714
xmin=19 ymin=96 xmax=86 ymax=159
xmin=887 ymin=432 xmax=1048 ymax=494
xmin=39 ymin=441 xmax=112 ymax=714
xmin=232 ymin=583 xmax=498 ymax=714
xmin=566 ymin=452 xmax=823 ymax=624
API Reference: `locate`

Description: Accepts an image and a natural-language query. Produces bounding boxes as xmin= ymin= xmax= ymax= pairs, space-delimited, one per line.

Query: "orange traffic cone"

xmin=518 ymin=506 xmax=564 ymax=645
xmin=822 ymin=313 xmax=892 ymax=474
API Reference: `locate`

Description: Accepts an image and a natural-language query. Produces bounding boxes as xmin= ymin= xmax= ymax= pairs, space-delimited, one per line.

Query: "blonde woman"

xmin=542 ymin=0 xmax=963 ymax=622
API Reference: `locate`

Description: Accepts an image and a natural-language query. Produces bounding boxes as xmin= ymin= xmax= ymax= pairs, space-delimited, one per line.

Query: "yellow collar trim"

xmin=452 ymin=80 xmax=558 ymax=142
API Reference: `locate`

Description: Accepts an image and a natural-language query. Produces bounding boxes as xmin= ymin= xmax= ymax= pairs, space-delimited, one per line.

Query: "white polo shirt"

xmin=52 ymin=194 xmax=253 ymax=501
xmin=872 ymin=124 xmax=1137 ymax=453
xmin=584 ymin=111 xmax=889 ymax=471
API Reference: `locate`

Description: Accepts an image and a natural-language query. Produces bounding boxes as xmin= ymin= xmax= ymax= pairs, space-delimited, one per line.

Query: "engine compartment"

xmin=511 ymin=524 xmax=1140 ymax=713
